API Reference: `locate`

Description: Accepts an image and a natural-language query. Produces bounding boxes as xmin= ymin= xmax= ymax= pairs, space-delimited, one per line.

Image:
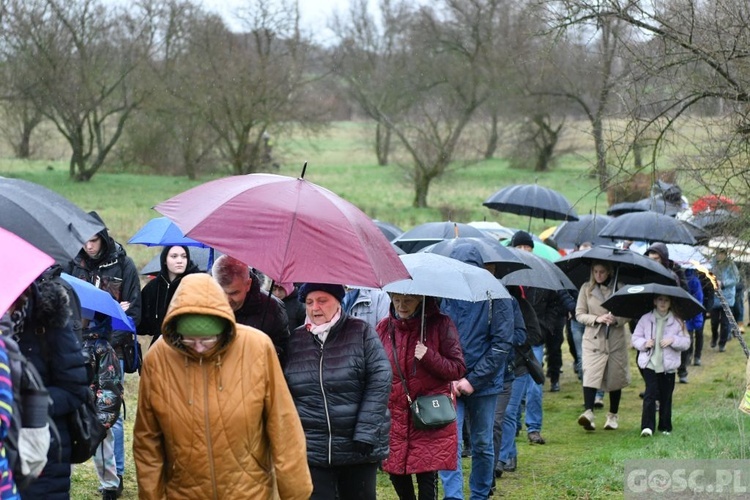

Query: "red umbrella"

xmin=0 ymin=227 xmax=55 ymax=315
xmin=692 ymin=194 xmax=739 ymax=214
xmin=155 ymin=173 xmax=410 ymax=287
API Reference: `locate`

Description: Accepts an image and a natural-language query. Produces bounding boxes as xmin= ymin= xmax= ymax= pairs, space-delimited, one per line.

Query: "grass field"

xmin=2 ymin=120 xmax=748 ymax=499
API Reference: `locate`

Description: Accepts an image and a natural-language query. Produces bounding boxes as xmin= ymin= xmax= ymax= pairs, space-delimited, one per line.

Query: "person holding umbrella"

xmin=283 ymin=283 xmax=391 ymax=500
xmin=631 ymin=294 xmax=692 ymax=436
xmin=575 ymin=261 xmax=631 ymax=431
xmin=377 ymin=293 xmax=465 ymax=500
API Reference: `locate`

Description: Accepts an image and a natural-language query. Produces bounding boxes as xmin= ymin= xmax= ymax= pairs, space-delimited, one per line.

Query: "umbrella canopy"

xmin=606 ymin=201 xmax=647 ymax=217
xmin=483 ymin=184 xmax=579 ymax=222
xmin=664 ymin=243 xmax=710 ymax=269
xmin=598 ymin=211 xmax=704 ymax=245
xmin=128 ymin=217 xmax=209 ymax=247
xmin=419 ymin=237 xmax=529 ymax=274
xmin=60 ymin=273 xmax=135 ymax=332
xmin=155 ymin=173 xmax=409 ymax=288
xmin=467 ymin=221 xmax=516 ymax=241
xmin=391 ymin=222 xmax=489 ymax=254
xmin=382 ymin=253 xmax=510 ymax=301
xmin=600 ymin=283 xmax=705 ymax=321
xmin=0 ymin=177 xmax=105 ymax=266
xmin=500 ymin=238 xmax=561 ymax=262
xmin=0 ymin=227 xmax=55 ymax=316
xmin=551 ymin=214 xmax=614 ymax=249
xmin=498 ymin=247 xmax=577 ymax=292
xmin=555 ymin=245 xmax=678 ymax=290
xmin=372 ymin=219 xmax=404 ymax=241
xmin=687 ymin=209 xmax=738 ymax=236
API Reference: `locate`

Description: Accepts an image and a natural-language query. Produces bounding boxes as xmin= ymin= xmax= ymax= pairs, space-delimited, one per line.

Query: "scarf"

xmin=305 ymin=309 xmax=342 ymax=344
xmin=647 ymin=310 xmax=671 ymax=373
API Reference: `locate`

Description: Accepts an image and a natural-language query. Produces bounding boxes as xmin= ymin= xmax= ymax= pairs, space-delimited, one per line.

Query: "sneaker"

xmin=604 ymin=412 xmax=619 ymax=430
xmin=661 ymin=431 xmax=671 ymax=436
xmin=693 ymin=358 xmax=701 ymax=366
xmin=594 ymin=396 xmax=604 ymax=408
xmin=578 ymin=409 xmax=595 ymax=431
xmin=550 ymin=382 xmax=560 ymax=392
xmin=102 ymin=489 xmax=118 ymax=500
xmin=503 ymin=456 xmax=517 ymax=472
xmin=711 ymin=341 xmax=717 ymax=348
xmin=116 ymin=475 xmax=123 ymax=498
xmin=640 ymin=428 xmax=653 ymax=437
xmin=528 ymin=431 xmax=546 ymax=444
xmin=679 ymin=376 xmax=688 ymax=384
xmin=719 ymin=345 xmax=726 ymax=352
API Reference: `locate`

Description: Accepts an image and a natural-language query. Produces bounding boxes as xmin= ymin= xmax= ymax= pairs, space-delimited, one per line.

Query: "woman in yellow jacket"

xmin=133 ymin=273 xmax=312 ymax=499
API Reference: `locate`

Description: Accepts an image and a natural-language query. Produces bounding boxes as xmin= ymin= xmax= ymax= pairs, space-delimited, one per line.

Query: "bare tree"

xmin=333 ymin=0 xmax=502 ymax=208
xmin=1 ymin=0 xmax=156 ymax=180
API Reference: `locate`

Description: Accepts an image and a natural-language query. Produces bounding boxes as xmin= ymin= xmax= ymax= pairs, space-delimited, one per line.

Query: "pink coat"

xmin=631 ymin=311 xmax=691 ymax=372
xmin=376 ymin=298 xmax=465 ymax=475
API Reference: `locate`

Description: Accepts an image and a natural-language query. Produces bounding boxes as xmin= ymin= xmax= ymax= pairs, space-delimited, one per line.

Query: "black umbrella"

xmin=597 ymin=211 xmax=704 ymax=245
xmin=688 ymin=209 xmax=738 ymax=236
xmin=483 ymin=184 xmax=579 ymax=223
xmin=372 ymin=219 xmax=404 ymax=241
xmin=600 ymin=283 xmax=705 ymax=320
xmin=0 ymin=177 xmax=105 ymax=266
xmin=419 ymin=237 xmax=529 ymax=274
xmin=392 ymin=222 xmax=489 ymax=254
xmin=606 ymin=201 xmax=647 ymax=217
xmin=555 ymin=245 xmax=678 ymax=290
xmin=550 ymin=214 xmax=613 ymax=249
xmin=499 ymin=247 xmax=577 ymax=292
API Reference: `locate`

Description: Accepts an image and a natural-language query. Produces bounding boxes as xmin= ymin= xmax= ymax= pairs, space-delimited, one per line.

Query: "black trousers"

xmin=641 ymin=368 xmax=676 ymax=432
xmin=710 ymin=307 xmax=731 ymax=347
xmin=389 ymin=472 xmax=438 ymax=500
xmin=545 ymin=328 xmax=564 ymax=383
xmin=310 ymin=462 xmax=379 ymax=500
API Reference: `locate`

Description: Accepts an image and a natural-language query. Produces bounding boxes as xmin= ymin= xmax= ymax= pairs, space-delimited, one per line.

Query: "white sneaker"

xmin=641 ymin=428 xmax=653 ymax=437
xmin=604 ymin=412 xmax=619 ymax=430
xmin=578 ymin=409 xmax=595 ymax=430
xmin=662 ymin=431 xmax=671 ymax=436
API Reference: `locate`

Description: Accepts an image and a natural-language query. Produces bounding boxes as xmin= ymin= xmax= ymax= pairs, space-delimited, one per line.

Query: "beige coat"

xmin=575 ymin=281 xmax=631 ymax=392
xmin=133 ymin=274 xmax=312 ymax=500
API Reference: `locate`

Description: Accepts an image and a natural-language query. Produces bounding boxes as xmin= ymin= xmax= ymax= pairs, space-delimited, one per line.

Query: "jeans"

xmin=523 ymin=345 xmax=544 ymax=433
xmin=500 ymin=374 xmax=529 ymax=464
xmin=493 ymin=375 xmax=513 ymax=465
xmin=570 ymin=320 xmax=584 ymax=379
xmin=94 ymin=429 xmax=118 ymax=490
xmin=439 ymin=394 xmax=498 ymax=500
xmin=113 ymin=360 xmax=125 ymax=476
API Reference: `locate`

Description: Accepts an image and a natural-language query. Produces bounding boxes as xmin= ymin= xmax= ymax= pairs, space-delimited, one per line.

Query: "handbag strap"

xmin=389 ymin=323 xmax=413 ymax=405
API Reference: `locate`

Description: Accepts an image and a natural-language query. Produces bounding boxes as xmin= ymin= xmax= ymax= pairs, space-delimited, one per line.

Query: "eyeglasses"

xmin=180 ymin=336 xmax=220 ymax=348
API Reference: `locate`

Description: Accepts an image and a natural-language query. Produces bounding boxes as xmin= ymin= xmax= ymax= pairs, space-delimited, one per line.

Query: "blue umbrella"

xmin=128 ymin=217 xmax=208 ymax=247
xmin=60 ymin=273 xmax=135 ymax=332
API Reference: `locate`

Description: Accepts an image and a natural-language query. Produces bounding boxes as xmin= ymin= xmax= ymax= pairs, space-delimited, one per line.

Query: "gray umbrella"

xmin=598 ymin=211 xmax=705 ymax=245
xmin=0 ymin=177 xmax=105 ymax=266
xmin=483 ymin=184 xmax=579 ymax=222
xmin=550 ymin=214 xmax=613 ymax=249
xmin=499 ymin=247 xmax=577 ymax=292
xmin=419 ymin=237 xmax=529 ymax=274
xmin=392 ymin=221 xmax=489 ymax=254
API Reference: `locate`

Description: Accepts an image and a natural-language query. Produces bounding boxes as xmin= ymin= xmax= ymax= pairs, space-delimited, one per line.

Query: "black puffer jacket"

xmin=283 ymin=315 xmax=392 ymax=467
xmin=10 ymin=280 xmax=89 ymax=499
xmin=233 ymin=270 xmax=290 ymax=361
xmin=138 ymin=246 xmax=201 ymax=344
xmin=65 ymin=224 xmax=142 ymax=355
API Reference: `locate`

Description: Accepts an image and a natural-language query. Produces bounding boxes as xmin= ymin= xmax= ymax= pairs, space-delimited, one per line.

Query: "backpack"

xmin=3 ymin=336 xmax=57 ymax=491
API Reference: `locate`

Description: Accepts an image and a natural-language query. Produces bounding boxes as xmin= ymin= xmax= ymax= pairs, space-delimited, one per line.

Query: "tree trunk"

xmin=532 ymin=115 xmax=563 ymax=172
xmin=592 ymin=117 xmax=607 ymax=191
xmin=633 ymin=139 xmax=643 ymax=169
xmin=375 ymin=122 xmax=390 ymax=166
xmin=484 ymin=113 xmax=499 ymax=160
xmin=412 ymin=174 xmax=430 ymax=208
xmin=15 ymin=124 xmax=34 ymax=159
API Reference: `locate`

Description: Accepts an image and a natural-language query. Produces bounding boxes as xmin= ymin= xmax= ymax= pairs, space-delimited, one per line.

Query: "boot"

xmin=604 ymin=412 xmax=619 ymax=430
xmin=102 ymin=489 xmax=118 ymax=500
xmin=116 ymin=475 xmax=123 ymax=497
xmin=577 ymin=409 xmax=595 ymax=431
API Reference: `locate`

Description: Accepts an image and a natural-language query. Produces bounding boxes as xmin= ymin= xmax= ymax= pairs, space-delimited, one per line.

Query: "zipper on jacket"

xmin=200 ymin=358 xmax=219 ymax=500
xmin=318 ymin=343 xmax=333 ymax=465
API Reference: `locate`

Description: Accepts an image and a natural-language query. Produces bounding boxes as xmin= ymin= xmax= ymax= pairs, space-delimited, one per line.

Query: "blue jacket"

xmin=684 ymin=269 xmax=704 ymax=331
xmin=440 ymin=244 xmax=513 ymax=396
xmin=711 ymin=257 xmax=740 ymax=307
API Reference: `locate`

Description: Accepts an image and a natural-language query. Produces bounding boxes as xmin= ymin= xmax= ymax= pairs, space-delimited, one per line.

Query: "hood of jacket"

xmin=448 ymin=242 xmax=484 ymax=269
xmin=161 ymin=273 xmax=237 ymax=360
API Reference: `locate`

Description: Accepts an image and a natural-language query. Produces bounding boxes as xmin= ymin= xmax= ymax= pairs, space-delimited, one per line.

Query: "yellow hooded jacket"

xmin=133 ymin=273 xmax=312 ymax=499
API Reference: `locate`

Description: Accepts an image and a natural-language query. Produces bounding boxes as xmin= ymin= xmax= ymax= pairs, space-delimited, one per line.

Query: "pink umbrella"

xmin=0 ymin=227 xmax=55 ymax=315
xmin=155 ymin=173 xmax=410 ymax=287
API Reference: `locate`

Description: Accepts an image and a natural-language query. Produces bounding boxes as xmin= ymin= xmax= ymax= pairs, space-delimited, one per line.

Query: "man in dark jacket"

xmin=211 ymin=255 xmax=290 ymax=362
xmin=438 ymin=243 xmax=514 ymax=500
xmin=65 ymin=211 xmax=140 ymax=496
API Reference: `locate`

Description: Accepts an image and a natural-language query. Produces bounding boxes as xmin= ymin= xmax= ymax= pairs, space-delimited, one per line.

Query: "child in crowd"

xmin=631 ymin=295 xmax=691 ymax=437
xmin=82 ymin=318 xmax=123 ymax=500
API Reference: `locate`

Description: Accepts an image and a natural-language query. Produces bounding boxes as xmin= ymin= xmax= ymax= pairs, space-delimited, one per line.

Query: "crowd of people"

xmin=1 ymin=208 xmax=745 ymax=499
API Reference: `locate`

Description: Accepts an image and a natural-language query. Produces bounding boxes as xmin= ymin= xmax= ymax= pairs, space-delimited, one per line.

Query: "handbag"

xmin=515 ymin=345 xmax=545 ymax=385
xmin=68 ymin=389 xmax=107 ymax=464
xmin=390 ymin=332 xmax=457 ymax=430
